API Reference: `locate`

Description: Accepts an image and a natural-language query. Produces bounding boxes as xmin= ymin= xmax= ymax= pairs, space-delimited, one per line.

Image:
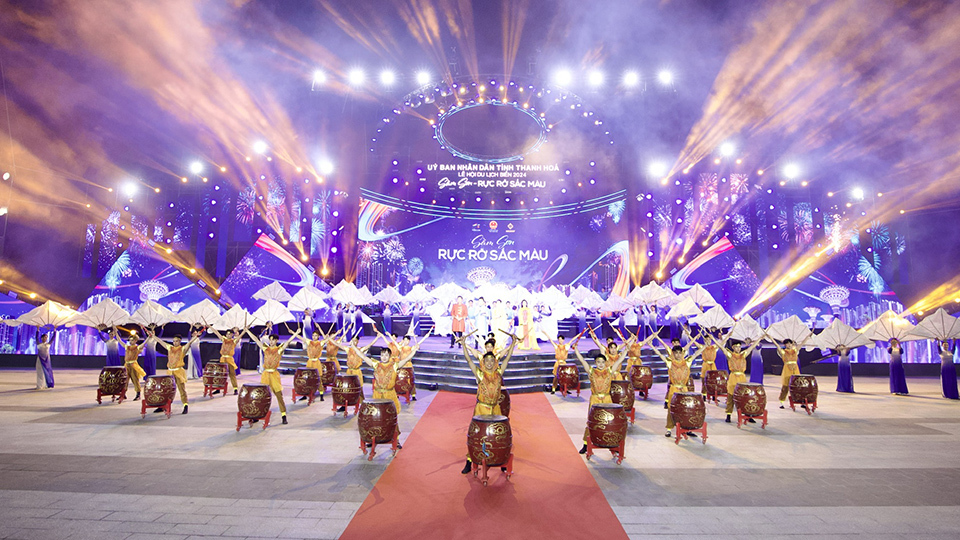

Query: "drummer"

xmin=766 ymin=331 xmax=814 ymax=408
xmin=294 ymin=327 xmax=331 ymax=401
xmin=654 ymin=328 xmax=699 ymax=408
xmin=715 ymin=335 xmax=761 ymax=423
xmin=244 ymin=328 xmax=301 ymax=425
xmin=459 ymin=330 xmax=519 ymax=474
xmin=152 ymin=330 xmax=200 ymax=415
xmin=336 ymin=333 xmax=380 ymax=384
xmin=650 ymin=342 xmax=702 ymax=438
xmin=208 ymin=327 xmax=243 ymax=395
xmin=588 ymin=327 xmax=624 ymax=380
xmin=352 ymin=341 xmax=419 ymax=447
xmin=572 ymin=335 xmax=625 ymax=454
xmin=117 ymin=328 xmax=147 ymax=402
xmin=692 ymin=328 xmax=722 ymax=396
xmin=541 ymin=330 xmax=584 ymax=394
xmin=619 ymin=328 xmax=657 ymax=378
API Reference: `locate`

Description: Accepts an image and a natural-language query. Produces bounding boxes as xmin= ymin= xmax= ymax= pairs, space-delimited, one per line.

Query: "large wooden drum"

xmin=202 ymin=362 xmax=228 ymax=387
xmin=293 ymin=367 xmax=321 ymax=396
xmin=467 ymin=415 xmax=512 ymax=466
xmin=789 ymin=374 xmax=818 ymax=404
xmin=557 ymin=364 xmax=579 ymax=389
xmin=332 ymin=374 xmax=362 ymax=406
xmin=358 ymin=399 xmax=398 ymax=444
xmin=320 ymin=361 xmax=337 ymax=387
xmin=629 ymin=365 xmax=653 ymax=391
xmin=587 ymin=403 xmax=628 ymax=448
xmin=144 ymin=375 xmax=176 ymax=406
xmin=99 ymin=366 xmax=128 ymax=396
xmin=609 ymin=380 xmax=635 ymax=412
xmin=497 ymin=388 xmax=511 ymax=417
xmin=705 ymin=370 xmax=728 ymax=396
xmin=733 ymin=382 xmax=767 ymax=416
xmin=395 ymin=366 xmax=415 ymax=395
xmin=670 ymin=392 xmax=706 ymax=430
xmin=237 ymin=384 xmax=272 ymax=419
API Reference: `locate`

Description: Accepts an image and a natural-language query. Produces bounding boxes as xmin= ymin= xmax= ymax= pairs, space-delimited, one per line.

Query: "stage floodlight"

xmin=552 ymin=68 xmax=573 ymax=87
xmin=782 ymin=163 xmax=800 ymax=179
xmin=647 ymin=161 xmax=668 ymax=178
xmin=719 ymin=142 xmax=736 ymax=157
xmin=657 ymin=70 xmax=674 ymax=85
xmin=415 ymin=70 xmax=431 ymax=85
xmin=622 ymin=70 xmax=640 ymax=87
xmin=587 ymin=70 xmax=604 ymax=87
xmin=379 ymin=70 xmax=396 ymax=86
xmin=1 ymin=172 xmax=9 ymax=181
xmin=189 ymin=161 xmax=203 ymax=174
xmin=347 ymin=68 xmax=365 ymax=86
xmin=121 ymin=182 xmax=138 ymax=198
xmin=318 ymin=160 xmax=335 ymax=176
xmin=852 ymin=187 xmax=865 ymax=200
xmin=253 ymin=141 xmax=268 ymax=154
xmin=312 ymin=70 xmax=326 ymax=85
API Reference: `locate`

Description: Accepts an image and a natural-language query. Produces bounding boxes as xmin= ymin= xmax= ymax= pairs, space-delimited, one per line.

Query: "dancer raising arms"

xmin=335 ymin=333 xmax=380 ymax=383
xmin=588 ymin=327 xmax=624 ymax=380
xmin=649 ymin=343 xmax=703 ymax=438
xmin=766 ymin=330 xmax=814 ymax=408
xmin=151 ymin=330 xmax=200 ymax=414
xmin=97 ymin=325 xmax=122 ymax=367
xmin=352 ymin=338 xmax=419 ymax=418
xmin=244 ymin=328 xmax=301 ymax=425
xmin=208 ymin=327 xmax=244 ymax=395
xmin=715 ymin=335 xmax=761 ymax=422
xmin=35 ymin=331 xmax=54 ymax=390
xmin=617 ymin=327 xmax=656 ymax=378
xmin=117 ymin=329 xmax=146 ymax=401
xmin=573 ymin=333 xmax=626 ymax=453
xmin=542 ymin=330 xmax=585 ymax=394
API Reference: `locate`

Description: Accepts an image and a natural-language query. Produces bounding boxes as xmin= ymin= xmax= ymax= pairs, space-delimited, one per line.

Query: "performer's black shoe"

xmin=319 ymin=395 xmax=324 ymax=401
xmin=412 ymin=396 xmax=417 ymax=401
xmin=212 ymin=389 xmax=221 ymax=395
xmin=233 ymin=389 xmax=238 ymax=396
xmin=688 ymin=432 xmax=698 ymax=438
xmin=153 ymin=407 xmax=165 ymax=413
xmin=663 ymin=402 xmax=668 ymax=409
xmin=500 ymin=467 xmax=507 ymax=472
xmin=802 ymin=404 xmax=809 ymax=410
xmin=366 ymin=442 xmax=372 ymax=448
xmin=281 ymin=415 xmax=288 ymax=425
xmin=579 ymin=444 xmax=587 ymax=454
xmin=725 ymin=414 xmax=731 ymax=423
xmin=665 ymin=430 xmax=671 ymax=438
xmin=182 ymin=405 xmax=188 ymax=415
xmin=779 ymin=404 xmax=785 ymax=409
xmin=550 ymin=388 xmax=555 ymax=394
xmin=396 ymin=443 xmax=402 ymax=449
xmin=461 ymin=460 xmax=472 ymax=474
xmin=337 ymin=406 xmax=346 ymax=412
xmin=133 ymin=393 xmax=141 ymax=401
xmin=251 ymin=418 xmax=259 ymax=424
xmin=748 ymin=418 xmax=756 ymax=423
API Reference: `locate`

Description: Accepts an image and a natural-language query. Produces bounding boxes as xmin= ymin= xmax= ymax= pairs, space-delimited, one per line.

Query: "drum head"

xmin=472 ymin=414 xmax=509 ymax=423
xmin=365 ymin=399 xmax=395 ymax=405
xmin=590 ymin=403 xmax=624 ymax=411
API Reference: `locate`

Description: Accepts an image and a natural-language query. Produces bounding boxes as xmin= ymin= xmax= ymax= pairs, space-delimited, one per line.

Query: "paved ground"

xmin=0 ymin=368 xmax=958 ymax=539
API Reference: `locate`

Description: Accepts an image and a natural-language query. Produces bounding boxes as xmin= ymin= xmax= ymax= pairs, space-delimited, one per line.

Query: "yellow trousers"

xmin=170 ymin=368 xmax=188 ymax=404
xmin=374 ymin=388 xmax=401 ymax=417
xmin=125 ymin=361 xmax=145 ymax=393
xmin=261 ymin=370 xmax=286 ymax=414
xmin=221 ymin=355 xmax=239 ymax=389
xmin=665 ymin=384 xmax=685 ymax=429
xmin=474 ymin=401 xmax=501 ymax=416
xmin=583 ymin=393 xmax=613 ymax=443
xmin=725 ymin=372 xmax=747 ymax=414
xmin=305 ymin=358 xmax=321 ymax=369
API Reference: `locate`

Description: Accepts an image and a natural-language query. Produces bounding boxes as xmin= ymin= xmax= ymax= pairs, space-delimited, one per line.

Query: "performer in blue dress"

xmin=887 ymin=338 xmax=908 ymax=395
xmin=835 ymin=345 xmax=854 ymax=393
xmin=140 ymin=325 xmax=158 ymax=377
xmin=187 ymin=326 xmax=203 ymax=379
xmin=938 ymin=340 xmax=959 ymax=400
xmin=35 ymin=331 xmax=54 ymax=390
xmin=747 ymin=337 xmax=764 ymax=384
xmin=98 ymin=325 xmax=122 ymax=367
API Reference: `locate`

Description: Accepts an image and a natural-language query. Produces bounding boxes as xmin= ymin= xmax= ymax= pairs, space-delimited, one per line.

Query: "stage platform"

xmin=0 ymin=370 xmax=957 ymax=539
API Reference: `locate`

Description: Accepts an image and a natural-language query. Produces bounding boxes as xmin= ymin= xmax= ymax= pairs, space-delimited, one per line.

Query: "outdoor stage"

xmin=0 ymin=369 xmax=958 ymax=539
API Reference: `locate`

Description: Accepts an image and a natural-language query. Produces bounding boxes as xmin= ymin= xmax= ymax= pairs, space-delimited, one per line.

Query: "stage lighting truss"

xmin=434 ymin=100 xmax=549 ymax=163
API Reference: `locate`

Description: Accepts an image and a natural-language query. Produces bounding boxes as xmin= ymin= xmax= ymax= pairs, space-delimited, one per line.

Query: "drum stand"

xmin=705 ymin=384 xmax=726 ymax=405
xmin=203 ymin=380 xmax=228 ymax=398
xmin=141 ymin=399 xmax=172 ymax=419
xmin=675 ymin=422 xmax=708 ymax=445
xmin=788 ymin=395 xmax=817 ymax=415
xmin=736 ymin=407 xmax=768 ymax=429
xmin=634 ymin=383 xmax=650 ymax=400
xmin=624 ymin=407 xmax=636 ymax=424
xmin=473 ymin=453 xmax=514 ymax=486
xmin=585 ymin=440 xmax=625 ymax=464
xmin=398 ymin=388 xmax=413 ymax=404
xmin=333 ymin=399 xmax=361 ymax=417
xmin=236 ymin=411 xmax=271 ymax=431
xmin=292 ymin=386 xmax=318 ymax=406
xmin=360 ymin=433 xmax=399 ymax=461
xmin=96 ymin=387 xmax=127 ymax=405
xmin=558 ymin=376 xmax=580 ymax=397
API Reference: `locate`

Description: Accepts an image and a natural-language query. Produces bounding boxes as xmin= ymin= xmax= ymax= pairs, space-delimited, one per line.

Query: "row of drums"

xmin=556 ymin=364 xmax=655 ymax=397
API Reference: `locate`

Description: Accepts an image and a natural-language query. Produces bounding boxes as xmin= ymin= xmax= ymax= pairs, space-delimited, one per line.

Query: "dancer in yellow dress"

xmin=766 ymin=330 xmax=814 ymax=408
xmin=208 ymin=327 xmax=242 ymax=395
xmin=650 ymin=343 xmax=703 ymax=438
xmin=117 ymin=328 xmax=146 ymax=401
xmin=460 ymin=330 xmax=519 ymax=473
xmin=715 ymin=335 xmax=761 ymax=422
xmin=244 ymin=328 xmax=301 ymax=425
xmin=572 ymin=337 xmax=626 ymax=454
xmin=152 ymin=330 xmax=200 ymax=414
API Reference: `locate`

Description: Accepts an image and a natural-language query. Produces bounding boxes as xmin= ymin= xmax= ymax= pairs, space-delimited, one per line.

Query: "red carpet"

xmin=339 ymin=391 xmax=628 ymax=540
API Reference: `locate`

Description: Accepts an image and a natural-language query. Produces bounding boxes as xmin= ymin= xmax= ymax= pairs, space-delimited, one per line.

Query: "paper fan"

xmin=678 ymin=283 xmax=719 ymax=309
xmin=374 ymin=285 xmax=403 ymax=304
xmin=764 ymin=315 xmax=813 ymax=344
xmin=68 ymin=298 xmax=130 ymax=328
xmin=578 ymin=292 xmax=605 ymax=311
xmin=665 ymin=297 xmax=703 ymax=319
xmin=729 ymin=315 xmax=764 ymax=342
xmin=690 ymin=306 xmax=735 ymax=329
xmin=177 ymin=299 xmax=222 ymax=326
xmin=655 ymin=288 xmax=681 ymax=308
xmin=568 ymin=285 xmax=593 ymax=304
xmin=403 ymin=284 xmax=431 ymax=304
xmin=252 ymin=281 xmax=292 ymax=303
xmin=905 ymin=308 xmax=960 ymax=341
xmin=213 ymin=305 xmax=250 ymax=330
xmin=600 ymin=294 xmax=632 ymax=312
xmin=129 ymin=300 xmax=176 ymax=327
xmin=287 ymin=286 xmax=328 ymax=312
xmin=860 ymin=310 xmax=917 ymax=342
xmin=812 ymin=319 xmax=874 ymax=350
xmin=251 ymin=299 xmax=295 ymax=325
xmin=14 ymin=301 xmax=77 ymax=328
xmin=355 ymin=286 xmax=376 ymax=305
xmin=633 ymin=282 xmax=672 ymax=305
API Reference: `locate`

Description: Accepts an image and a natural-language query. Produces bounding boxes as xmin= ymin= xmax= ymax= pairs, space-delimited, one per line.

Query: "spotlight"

xmin=622 ymin=70 xmax=640 ymax=87
xmin=647 ymin=161 xmax=668 ymax=178
xmin=318 ymin=160 xmax=335 ymax=175
xmin=347 ymin=68 xmax=365 ymax=86
xmin=852 ymin=187 xmax=864 ymax=200
xmin=312 ymin=70 xmax=326 ymax=85
xmin=719 ymin=142 xmax=736 ymax=157
xmin=0 ymin=207 xmax=7 ymax=216
xmin=189 ymin=161 xmax=203 ymax=174
xmin=1 ymin=172 xmax=9 ymax=181
xmin=657 ymin=70 xmax=674 ymax=85
xmin=552 ymin=68 xmax=573 ymax=87
xmin=219 ymin=166 xmax=226 ymax=172
xmin=379 ymin=69 xmax=396 ymax=86
xmin=587 ymin=70 xmax=604 ymax=87
xmin=121 ymin=182 xmax=138 ymax=198
xmin=415 ymin=70 xmax=431 ymax=85
xmin=252 ymin=140 xmax=268 ymax=154
xmin=782 ymin=163 xmax=800 ymax=179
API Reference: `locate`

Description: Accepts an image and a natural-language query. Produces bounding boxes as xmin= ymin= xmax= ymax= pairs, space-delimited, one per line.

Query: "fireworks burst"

xmin=590 ymin=214 xmax=606 ymax=231
xmin=237 ymin=187 xmax=256 ymax=224
xmin=728 ymin=173 xmax=750 ymax=200
xmin=104 ymin=252 xmax=131 ymax=290
xmin=379 ymin=237 xmax=406 ymax=262
xmin=606 ymin=200 xmax=625 ymax=224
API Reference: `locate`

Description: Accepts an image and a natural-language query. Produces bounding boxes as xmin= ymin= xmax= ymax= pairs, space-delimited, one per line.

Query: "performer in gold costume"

xmin=573 ymin=337 xmax=625 ymax=454
xmin=353 ymin=343 xmax=418 ymax=446
xmin=335 ymin=334 xmax=379 ymax=383
xmin=116 ymin=329 xmax=146 ymax=401
xmin=618 ymin=328 xmax=656 ymax=378
xmin=694 ymin=328 xmax=722 ymax=396
xmin=650 ymin=344 xmax=702 ymax=438
xmin=460 ymin=330 xmax=518 ymax=473
xmin=152 ymin=330 xmax=200 ymax=414
xmin=767 ymin=331 xmax=813 ymax=408
xmin=208 ymin=327 xmax=243 ymax=395
xmin=715 ymin=336 xmax=761 ymax=422
xmin=244 ymin=329 xmax=301 ymax=425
